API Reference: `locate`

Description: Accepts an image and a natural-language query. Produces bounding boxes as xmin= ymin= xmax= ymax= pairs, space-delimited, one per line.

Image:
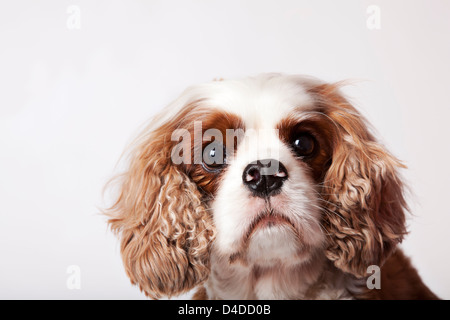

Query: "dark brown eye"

xmin=292 ymin=133 xmax=315 ymax=157
xmin=202 ymin=142 xmax=226 ymax=172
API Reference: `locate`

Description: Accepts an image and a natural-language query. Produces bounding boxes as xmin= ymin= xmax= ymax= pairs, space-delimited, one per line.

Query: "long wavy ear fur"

xmin=310 ymin=83 xmax=408 ymax=277
xmin=104 ymin=115 xmax=214 ymax=299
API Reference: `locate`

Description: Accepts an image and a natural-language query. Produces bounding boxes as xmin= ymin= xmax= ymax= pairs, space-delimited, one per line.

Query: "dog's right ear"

xmin=104 ymin=112 xmax=215 ymax=299
xmin=308 ymin=83 xmax=408 ymax=277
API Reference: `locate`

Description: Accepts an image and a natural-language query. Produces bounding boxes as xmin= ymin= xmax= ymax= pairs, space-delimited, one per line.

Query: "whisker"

xmin=308 ymin=203 xmax=350 ymax=227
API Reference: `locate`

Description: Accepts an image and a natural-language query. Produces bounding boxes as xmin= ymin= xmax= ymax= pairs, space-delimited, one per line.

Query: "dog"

xmin=105 ymin=74 xmax=438 ymax=299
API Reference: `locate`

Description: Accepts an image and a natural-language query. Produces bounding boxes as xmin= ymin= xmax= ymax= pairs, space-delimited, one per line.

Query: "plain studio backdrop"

xmin=0 ymin=0 xmax=449 ymax=299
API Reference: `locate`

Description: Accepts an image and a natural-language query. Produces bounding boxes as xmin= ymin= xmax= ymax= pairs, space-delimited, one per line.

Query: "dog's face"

xmin=181 ymin=79 xmax=332 ymax=267
xmin=106 ymin=74 xmax=407 ymax=299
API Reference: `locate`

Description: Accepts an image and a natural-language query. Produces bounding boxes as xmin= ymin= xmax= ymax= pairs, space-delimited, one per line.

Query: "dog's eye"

xmin=202 ymin=142 xmax=226 ymax=172
xmin=292 ymin=133 xmax=315 ymax=157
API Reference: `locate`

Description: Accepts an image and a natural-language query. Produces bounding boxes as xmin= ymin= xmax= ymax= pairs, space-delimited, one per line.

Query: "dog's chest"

xmin=206 ymin=262 xmax=352 ymax=300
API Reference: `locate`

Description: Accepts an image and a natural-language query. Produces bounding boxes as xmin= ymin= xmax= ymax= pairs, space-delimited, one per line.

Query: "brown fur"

xmin=105 ymin=79 xmax=438 ymax=300
xmin=194 ymin=249 xmax=439 ymax=300
xmin=356 ymin=249 xmax=439 ymax=299
xmin=184 ymin=111 xmax=245 ymax=195
xmin=192 ymin=286 xmax=208 ymax=300
xmin=104 ymin=104 xmax=216 ymax=299
xmin=277 ymin=115 xmax=334 ymax=182
xmin=307 ymin=83 xmax=408 ymax=278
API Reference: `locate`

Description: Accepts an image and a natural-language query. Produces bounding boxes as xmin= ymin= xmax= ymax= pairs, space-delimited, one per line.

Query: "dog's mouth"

xmin=226 ymin=208 xmax=302 ymax=265
xmin=245 ymin=209 xmax=297 ymax=240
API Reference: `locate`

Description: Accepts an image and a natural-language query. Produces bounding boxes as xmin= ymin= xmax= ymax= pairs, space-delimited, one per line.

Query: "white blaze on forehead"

xmin=147 ymin=74 xmax=319 ymax=135
xmin=198 ymin=74 xmax=315 ymax=130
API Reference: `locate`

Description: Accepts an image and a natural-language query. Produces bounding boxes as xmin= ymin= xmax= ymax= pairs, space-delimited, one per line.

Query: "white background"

xmin=0 ymin=0 xmax=449 ymax=299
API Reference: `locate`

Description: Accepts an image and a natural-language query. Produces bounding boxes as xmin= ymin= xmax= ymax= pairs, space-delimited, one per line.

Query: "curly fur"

xmin=105 ymin=110 xmax=215 ymax=299
xmin=105 ymin=74 xmax=437 ymax=300
xmin=308 ymin=83 xmax=408 ymax=277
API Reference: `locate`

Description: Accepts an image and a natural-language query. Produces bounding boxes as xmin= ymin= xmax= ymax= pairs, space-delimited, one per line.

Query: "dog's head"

xmin=105 ymin=74 xmax=407 ymax=298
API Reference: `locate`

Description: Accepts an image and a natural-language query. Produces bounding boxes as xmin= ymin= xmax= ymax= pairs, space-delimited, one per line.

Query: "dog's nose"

xmin=242 ymin=159 xmax=288 ymax=197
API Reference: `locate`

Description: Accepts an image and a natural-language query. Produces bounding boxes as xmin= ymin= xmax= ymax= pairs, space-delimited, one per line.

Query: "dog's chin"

xmin=245 ymin=222 xmax=315 ymax=267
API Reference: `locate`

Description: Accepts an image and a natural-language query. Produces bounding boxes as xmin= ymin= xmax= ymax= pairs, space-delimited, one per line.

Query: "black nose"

xmin=242 ymin=159 xmax=288 ymax=197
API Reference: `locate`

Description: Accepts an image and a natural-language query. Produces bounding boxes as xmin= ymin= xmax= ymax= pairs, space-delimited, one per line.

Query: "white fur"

xmin=160 ymin=74 xmax=354 ymax=299
xmin=190 ymin=74 xmax=333 ymax=299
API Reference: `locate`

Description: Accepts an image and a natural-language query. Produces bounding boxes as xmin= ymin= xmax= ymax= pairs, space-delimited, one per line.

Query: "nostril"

xmin=274 ymin=170 xmax=287 ymax=178
xmin=267 ymin=180 xmax=278 ymax=190
xmin=266 ymin=176 xmax=285 ymax=193
xmin=245 ymin=168 xmax=261 ymax=183
xmin=242 ymin=159 xmax=288 ymax=197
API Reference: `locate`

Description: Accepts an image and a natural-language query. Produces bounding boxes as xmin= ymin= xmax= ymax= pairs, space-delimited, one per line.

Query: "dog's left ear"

xmin=104 ymin=109 xmax=215 ymax=299
xmin=309 ymin=83 xmax=408 ymax=278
